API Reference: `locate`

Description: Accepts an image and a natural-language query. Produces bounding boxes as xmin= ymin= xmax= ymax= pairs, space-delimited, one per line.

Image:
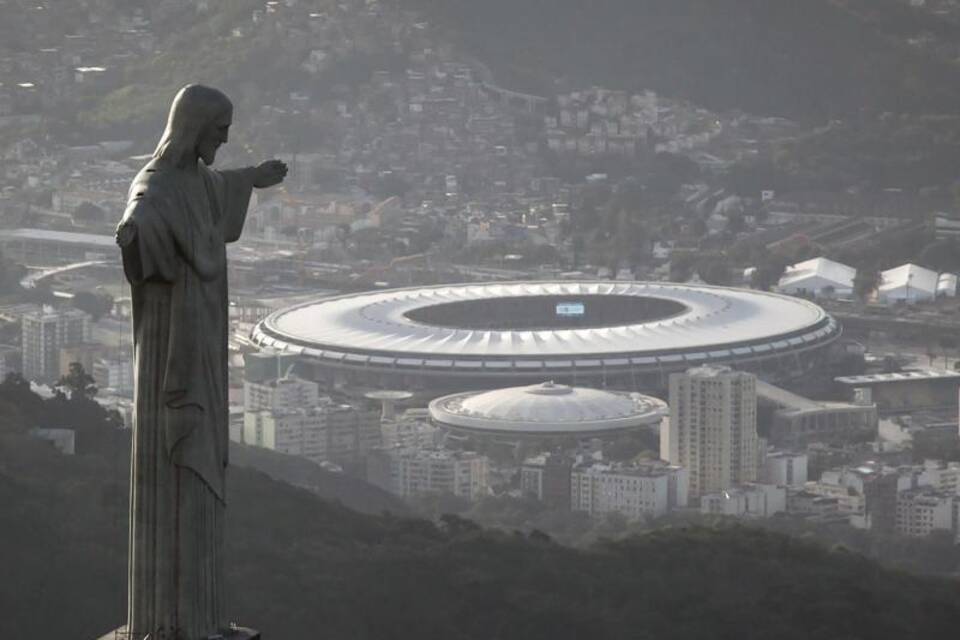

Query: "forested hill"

xmin=406 ymin=0 xmax=960 ymax=120
xmin=3 ymin=423 xmax=960 ymax=638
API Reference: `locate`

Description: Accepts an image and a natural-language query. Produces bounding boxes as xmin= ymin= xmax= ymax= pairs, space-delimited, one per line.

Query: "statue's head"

xmin=154 ymin=84 xmax=233 ymax=168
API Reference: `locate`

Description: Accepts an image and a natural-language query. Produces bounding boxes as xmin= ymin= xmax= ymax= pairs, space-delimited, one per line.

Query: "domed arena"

xmin=429 ymin=381 xmax=667 ymax=449
xmin=250 ymin=281 xmax=840 ymax=396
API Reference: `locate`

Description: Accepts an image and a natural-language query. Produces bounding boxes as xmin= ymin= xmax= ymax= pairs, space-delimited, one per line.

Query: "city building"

xmin=93 ymin=356 xmax=133 ymax=395
xmin=244 ymin=408 xmax=328 ymax=463
xmin=243 ymin=349 xmax=300 ymax=383
xmin=570 ymin=460 xmax=688 ymax=520
xmin=700 ymin=484 xmax=786 ymax=518
xmin=520 ymin=452 xmax=573 ymax=509
xmin=244 ymin=397 xmax=380 ymax=466
xmin=761 ymin=451 xmax=809 ymax=487
xmin=367 ymin=447 xmax=489 ymax=500
xmin=0 ymin=228 xmax=116 ymax=266
xmin=835 ymin=369 xmax=960 ymax=412
xmin=664 ymin=366 xmax=760 ymax=501
xmin=758 ymin=380 xmax=878 ymax=447
xmin=807 ymin=463 xmax=925 ymax=532
xmin=895 ymin=489 xmax=957 ymax=539
xmin=21 ymin=306 xmax=91 ymax=382
xmin=380 ymin=408 xmax=441 ymax=449
xmin=244 ymin=376 xmax=321 ymax=413
xmin=787 ymin=490 xmax=843 ymax=522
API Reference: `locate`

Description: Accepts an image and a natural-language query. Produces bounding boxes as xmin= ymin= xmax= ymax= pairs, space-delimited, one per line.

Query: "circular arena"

xmin=250 ymin=281 xmax=841 ymax=396
xmin=430 ymin=381 xmax=667 ymax=451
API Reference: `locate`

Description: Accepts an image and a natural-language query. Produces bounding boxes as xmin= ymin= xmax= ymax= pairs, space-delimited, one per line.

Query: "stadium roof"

xmin=253 ymin=281 xmax=837 ymax=366
xmin=429 ymin=381 xmax=667 ymax=435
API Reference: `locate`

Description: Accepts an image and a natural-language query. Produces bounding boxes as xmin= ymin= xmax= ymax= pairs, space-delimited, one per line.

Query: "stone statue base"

xmin=96 ymin=626 xmax=261 ymax=640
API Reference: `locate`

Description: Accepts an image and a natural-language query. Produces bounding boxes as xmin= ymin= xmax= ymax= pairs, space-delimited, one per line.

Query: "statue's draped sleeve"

xmin=116 ymin=164 xmax=256 ymax=501
xmin=117 ymin=195 xmax=179 ymax=286
xmin=205 ymin=167 xmax=257 ymax=243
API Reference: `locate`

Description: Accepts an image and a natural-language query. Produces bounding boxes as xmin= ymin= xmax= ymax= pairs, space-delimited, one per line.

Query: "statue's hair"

xmin=153 ymin=84 xmax=232 ymax=167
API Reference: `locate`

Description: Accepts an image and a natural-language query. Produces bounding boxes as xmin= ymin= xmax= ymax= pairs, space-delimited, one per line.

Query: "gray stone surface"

xmin=97 ymin=625 xmax=261 ymax=640
xmin=117 ymin=84 xmax=286 ymax=639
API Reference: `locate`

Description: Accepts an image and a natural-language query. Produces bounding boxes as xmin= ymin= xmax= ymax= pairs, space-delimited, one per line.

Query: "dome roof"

xmin=429 ymin=382 xmax=667 ymax=436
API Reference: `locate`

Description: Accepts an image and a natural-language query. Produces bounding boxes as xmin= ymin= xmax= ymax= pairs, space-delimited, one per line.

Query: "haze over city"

xmin=2 ymin=1 xmax=960 ymax=638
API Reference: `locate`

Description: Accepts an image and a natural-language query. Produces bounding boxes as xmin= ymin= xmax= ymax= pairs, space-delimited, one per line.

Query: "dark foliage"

xmin=3 ymin=393 xmax=960 ymax=638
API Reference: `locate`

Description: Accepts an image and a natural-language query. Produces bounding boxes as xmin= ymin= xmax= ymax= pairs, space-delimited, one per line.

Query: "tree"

xmin=0 ymin=247 xmax=24 ymax=294
xmin=751 ymin=256 xmax=789 ymax=291
xmin=72 ymin=291 xmax=113 ymax=321
xmin=56 ymin=362 xmax=98 ymax=401
xmin=73 ymin=201 xmax=106 ymax=225
xmin=853 ymin=265 xmax=882 ymax=302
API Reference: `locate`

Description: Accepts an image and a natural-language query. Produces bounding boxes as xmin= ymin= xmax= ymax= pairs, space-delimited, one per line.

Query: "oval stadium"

xmin=250 ymin=281 xmax=841 ymax=396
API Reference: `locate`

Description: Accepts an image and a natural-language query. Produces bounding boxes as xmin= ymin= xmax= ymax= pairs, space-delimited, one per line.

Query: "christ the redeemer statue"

xmin=115 ymin=85 xmax=286 ymax=639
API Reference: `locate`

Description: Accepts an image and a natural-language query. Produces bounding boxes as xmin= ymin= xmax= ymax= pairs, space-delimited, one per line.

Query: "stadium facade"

xmin=250 ymin=281 xmax=841 ymax=397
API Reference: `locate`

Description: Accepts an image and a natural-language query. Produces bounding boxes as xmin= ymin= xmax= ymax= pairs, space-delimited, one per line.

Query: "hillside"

xmin=3 ymin=427 xmax=960 ymax=639
xmin=406 ymin=0 xmax=960 ymax=120
xmin=229 ymin=440 xmax=408 ymax=515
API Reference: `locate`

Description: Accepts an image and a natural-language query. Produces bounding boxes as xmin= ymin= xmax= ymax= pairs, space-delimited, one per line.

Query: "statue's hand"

xmin=253 ymin=159 xmax=288 ymax=188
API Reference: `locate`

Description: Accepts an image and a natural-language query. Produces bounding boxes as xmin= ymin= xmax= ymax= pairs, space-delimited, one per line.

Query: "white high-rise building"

xmin=21 ymin=306 xmax=91 ymax=382
xmin=571 ymin=460 xmax=688 ymax=520
xmin=664 ymin=366 xmax=759 ymax=501
xmin=244 ymin=376 xmax=320 ymax=413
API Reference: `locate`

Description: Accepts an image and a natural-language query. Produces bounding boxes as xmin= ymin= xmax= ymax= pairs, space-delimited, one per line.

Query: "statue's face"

xmin=196 ymin=110 xmax=232 ymax=165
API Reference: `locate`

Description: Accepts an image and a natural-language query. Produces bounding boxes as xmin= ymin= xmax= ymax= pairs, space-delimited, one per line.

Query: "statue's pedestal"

xmin=96 ymin=626 xmax=260 ymax=640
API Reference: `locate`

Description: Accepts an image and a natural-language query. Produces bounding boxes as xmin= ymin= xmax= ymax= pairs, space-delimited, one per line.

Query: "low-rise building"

xmin=367 ymin=447 xmax=489 ymax=500
xmin=520 ymin=452 xmax=573 ymax=509
xmin=761 ymin=451 xmax=808 ymax=487
xmin=244 ymin=400 xmax=380 ymax=466
xmin=571 ymin=460 xmax=688 ymax=520
xmin=758 ymin=381 xmax=877 ymax=448
xmin=244 ymin=376 xmax=320 ymax=413
xmin=895 ymin=489 xmax=957 ymax=538
xmin=700 ymin=483 xmax=786 ymax=518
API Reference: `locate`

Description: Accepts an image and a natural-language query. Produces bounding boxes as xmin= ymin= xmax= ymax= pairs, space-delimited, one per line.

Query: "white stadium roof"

xmin=429 ymin=381 xmax=667 ymax=435
xmin=251 ymin=282 xmax=839 ymax=375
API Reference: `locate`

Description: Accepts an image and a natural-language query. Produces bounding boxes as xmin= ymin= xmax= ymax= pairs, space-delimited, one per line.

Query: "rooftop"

xmin=429 ymin=381 xmax=667 ymax=435
xmin=835 ymin=369 xmax=960 ymax=385
xmin=0 ymin=228 xmax=116 ymax=249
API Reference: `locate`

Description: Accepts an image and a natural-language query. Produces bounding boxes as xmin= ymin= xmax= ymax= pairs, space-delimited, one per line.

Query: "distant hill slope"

xmin=229 ymin=440 xmax=408 ymax=515
xmin=3 ymin=431 xmax=960 ymax=639
xmin=406 ymin=0 xmax=960 ymax=120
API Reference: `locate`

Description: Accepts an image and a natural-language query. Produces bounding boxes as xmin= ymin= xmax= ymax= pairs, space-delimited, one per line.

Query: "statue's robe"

xmin=117 ymin=158 xmax=255 ymax=639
